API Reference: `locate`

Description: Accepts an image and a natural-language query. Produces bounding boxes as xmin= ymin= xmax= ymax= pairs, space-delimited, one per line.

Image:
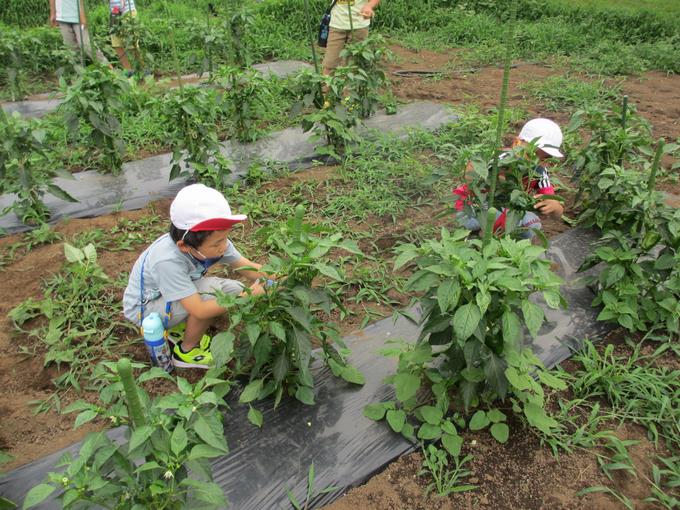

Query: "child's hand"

xmin=360 ymin=5 xmax=375 ymax=18
xmin=533 ymin=197 xmax=564 ymax=218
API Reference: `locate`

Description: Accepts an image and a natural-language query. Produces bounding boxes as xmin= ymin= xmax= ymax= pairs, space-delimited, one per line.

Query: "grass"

xmin=3 ymin=0 xmax=680 ymax=103
xmin=549 ymin=0 xmax=680 ymax=16
xmin=519 ymin=74 xmax=622 ymax=112
xmin=531 ymin=336 xmax=680 ymax=507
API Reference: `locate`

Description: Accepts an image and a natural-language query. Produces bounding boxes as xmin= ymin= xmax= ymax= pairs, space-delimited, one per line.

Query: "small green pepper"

xmin=641 ymin=231 xmax=661 ymax=251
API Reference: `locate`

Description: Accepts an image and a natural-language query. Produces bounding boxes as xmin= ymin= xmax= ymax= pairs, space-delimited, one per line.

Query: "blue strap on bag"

xmin=318 ymin=0 xmax=338 ymax=47
xmin=138 ymin=248 xmax=172 ymax=337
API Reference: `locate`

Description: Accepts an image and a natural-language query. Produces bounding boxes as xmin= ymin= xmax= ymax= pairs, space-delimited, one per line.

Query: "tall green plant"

xmin=365 ymin=230 xmax=566 ymax=445
xmin=216 ymin=65 xmax=268 ymax=143
xmin=292 ymin=69 xmax=360 ymax=159
xmin=0 ymin=112 xmax=76 ymax=225
xmin=339 ymin=34 xmax=392 ymax=119
xmin=162 ymin=86 xmax=231 ymax=188
xmin=60 ymin=64 xmax=131 ymax=174
xmin=214 ymin=206 xmax=365 ymax=414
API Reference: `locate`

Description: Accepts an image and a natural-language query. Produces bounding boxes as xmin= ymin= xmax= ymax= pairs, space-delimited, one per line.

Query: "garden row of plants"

xmin=0 ymin=28 xmax=392 ymax=227
xmin=2 ymin=0 xmax=680 ymax=101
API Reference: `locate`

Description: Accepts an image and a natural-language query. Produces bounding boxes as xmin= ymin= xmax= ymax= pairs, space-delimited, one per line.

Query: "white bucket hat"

xmin=170 ymin=184 xmax=247 ymax=231
xmin=518 ymin=118 xmax=564 ymax=158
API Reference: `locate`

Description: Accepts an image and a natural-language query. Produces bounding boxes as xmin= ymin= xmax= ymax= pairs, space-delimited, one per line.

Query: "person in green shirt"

xmin=321 ymin=0 xmax=381 ymax=76
xmin=49 ymin=0 xmax=109 ymax=65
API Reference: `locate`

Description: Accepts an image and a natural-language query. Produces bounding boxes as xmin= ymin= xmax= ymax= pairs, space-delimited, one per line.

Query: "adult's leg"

xmin=115 ymin=47 xmax=132 ymax=70
xmin=322 ymin=28 xmax=348 ymax=75
xmin=72 ymin=24 xmax=110 ymax=66
xmin=58 ymin=22 xmax=80 ymax=52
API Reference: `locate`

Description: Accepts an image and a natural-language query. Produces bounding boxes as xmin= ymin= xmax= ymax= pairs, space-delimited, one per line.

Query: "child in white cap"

xmin=453 ymin=118 xmax=565 ymax=237
xmin=123 ymin=184 xmax=271 ymax=369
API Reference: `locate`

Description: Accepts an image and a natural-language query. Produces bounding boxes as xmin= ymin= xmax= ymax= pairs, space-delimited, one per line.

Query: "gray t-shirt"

xmin=122 ymin=233 xmax=242 ymax=323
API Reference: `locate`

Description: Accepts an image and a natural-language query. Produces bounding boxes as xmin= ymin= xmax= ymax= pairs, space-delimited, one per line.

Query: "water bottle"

xmin=142 ymin=313 xmax=174 ymax=373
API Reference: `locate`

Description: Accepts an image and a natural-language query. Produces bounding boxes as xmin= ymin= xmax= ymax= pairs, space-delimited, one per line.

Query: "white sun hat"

xmin=518 ymin=118 xmax=564 ymax=158
xmin=170 ymin=184 xmax=247 ymax=231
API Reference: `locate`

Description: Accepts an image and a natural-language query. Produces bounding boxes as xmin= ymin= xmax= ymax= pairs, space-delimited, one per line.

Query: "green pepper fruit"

xmin=641 ymin=231 xmax=661 ymax=251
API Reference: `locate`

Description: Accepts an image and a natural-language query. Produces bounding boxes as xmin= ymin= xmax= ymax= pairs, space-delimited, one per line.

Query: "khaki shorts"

xmin=130 ymin=276 xmax=244 ymax=328
xmin=322 ymin=27 xmax=369 ymax=74
xmin=111 ymin=9 xmax=138 ymax=48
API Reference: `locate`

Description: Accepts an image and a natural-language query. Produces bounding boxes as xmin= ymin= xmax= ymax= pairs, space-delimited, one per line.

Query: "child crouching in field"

xmin=123 ymin=184 xmax=271 ymax=369
xmin=453 ymin=118 xmax=565 ymax=239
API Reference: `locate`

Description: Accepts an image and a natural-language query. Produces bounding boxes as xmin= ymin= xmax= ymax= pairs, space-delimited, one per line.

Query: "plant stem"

xmin=483 ymin=7 xmax=515 ymax=245
xmin=621 ymin=95 xmax=628 ymax=131
xmin=302 ymin=0 xmax=321 ymax=74
xmin=647 ymin=138 xmax=664 ymax=196
xmin=618 ymin=95 xmax=629 ymax=166
xmin=117 ymin=358 xmax=147 ymax=428
xmin=164 ymin=1 xmax=183 ymax=90
xmin=75 ymin=0 xmax=85 ymax=67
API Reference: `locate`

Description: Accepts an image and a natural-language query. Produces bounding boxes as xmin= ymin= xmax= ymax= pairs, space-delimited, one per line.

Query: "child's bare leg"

xmin=115 ymin=47 xmax=132 ymax=71
xmin=182 ymin=314 xmax=213 ymax=351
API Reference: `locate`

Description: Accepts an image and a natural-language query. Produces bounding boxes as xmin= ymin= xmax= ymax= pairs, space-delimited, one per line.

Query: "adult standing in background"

xmin=109 ymin=0 xmax=140 ymax=72
xmin=321 ymin=0 xmax=381 ymax=76
xmin=49 ymin=0 xmax=110 ymax=66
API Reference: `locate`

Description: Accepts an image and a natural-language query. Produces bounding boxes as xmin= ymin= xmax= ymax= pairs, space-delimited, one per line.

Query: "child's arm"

xmin=229 ymin=256 xmax=269 ymax=282
xmin=534 ymin=198 xmax=564 ymax=218
xmin=532 ymin=166 xmax=563 ymax=218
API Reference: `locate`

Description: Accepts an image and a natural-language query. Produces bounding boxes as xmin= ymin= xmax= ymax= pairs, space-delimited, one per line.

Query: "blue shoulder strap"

xmin=138 ymin=242 xmax=172 ymax=335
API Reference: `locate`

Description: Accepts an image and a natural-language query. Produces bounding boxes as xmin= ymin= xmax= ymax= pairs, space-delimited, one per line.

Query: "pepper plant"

xmin=162 ymin=86 xmax=231 ymax=188
xmin=0 ymin=111 xmax=76 ymax=225
xmin=60 ymin=64 xmax=131 ymax=174
xmin=216 ymin=65 xmax=267 ymax=143
xmin=23 ymin=358 xmax=230 ymax=509
xmin=578 ymin=145 xmax=680 ymax=335
xmin=214 ymin=205 xmax=365 ymax=416
xmin=338 ymin=34 xmax=392 ymax=119
xmin=291 ymin=69 xmax=359 ymax=160
xmin=364 ymin=230 xmax=566 ymax=446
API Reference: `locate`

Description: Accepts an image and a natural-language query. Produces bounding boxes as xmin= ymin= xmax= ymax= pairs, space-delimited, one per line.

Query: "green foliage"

xmin=338 ymin=34 xmax=392 ymax=119
xmin=573 ymin=341 xmax=680 ymax=450
xmin=292 ymin=69 xmax=359 ymax=160
xmin=161 ymin=86 xmax=231 ymax=187
xmin=418 ymin=445 xmax=476 ymax=497
xmin=518 ymin=74 xmax=621 ymax=112
xmin=570 ymin=102 xmax=680 ymax=335
xmin=394 ymin=229 xmax=564 ymax=403
xmin=0 ymin=112 xmax=76 ymax=225
xmin=215 ymin=206 xmax=364 ymax=409
xmin=60 ymin=64 xmax=131 ymax=174
xmin=216 ymin=65 xmax=268 ymax=143
xmin=23 ymin=361 xmax=230 ymax=509
xmin=566 ymin=101 xmax=659 ymax=204
xmin=0 ymin=223 xmax=63 ymax=268
xmin=9 ymin=243 xmax=135 ymax=405
xmin=364 ymin=230 xmax=566 ymax=458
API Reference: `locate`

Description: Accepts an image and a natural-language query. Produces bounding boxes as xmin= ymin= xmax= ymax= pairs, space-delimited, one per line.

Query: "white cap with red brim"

xmin=170 ymin=183 xmax=247 ymax=231
xmin=519 ymin=118 xmax=564 ymax=159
